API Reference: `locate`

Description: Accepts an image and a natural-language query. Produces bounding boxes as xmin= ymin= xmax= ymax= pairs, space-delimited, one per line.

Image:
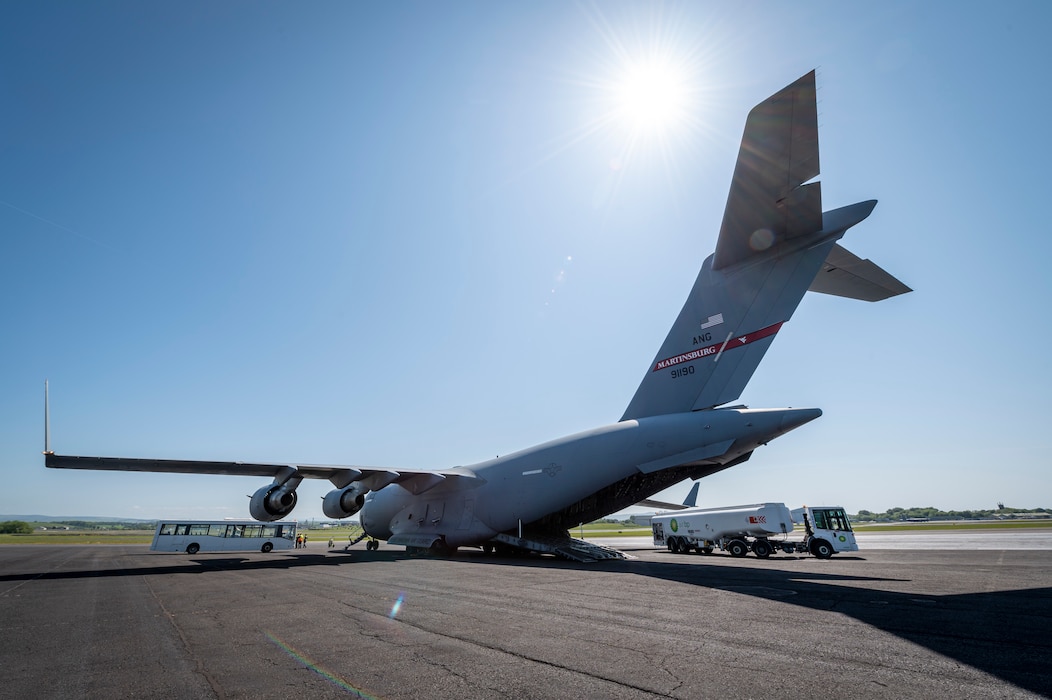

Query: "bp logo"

xmin=838 ymin=535 xmax=847 ymax=542
xmin=670 ymin=518 xmax=679 ymax=533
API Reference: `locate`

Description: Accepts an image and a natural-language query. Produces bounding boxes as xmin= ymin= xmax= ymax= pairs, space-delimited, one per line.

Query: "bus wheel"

xmin=186 ymin=543 xmax=200 ymax=555
xmin=261 ymin=542 xmax=273 ymax=553
xmin=810 ymin=539 xmax=834 ymax=559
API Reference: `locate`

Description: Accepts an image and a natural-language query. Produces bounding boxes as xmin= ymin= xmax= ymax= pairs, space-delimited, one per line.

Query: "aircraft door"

xmin=457 ymin=499 xmax=475 ymax=531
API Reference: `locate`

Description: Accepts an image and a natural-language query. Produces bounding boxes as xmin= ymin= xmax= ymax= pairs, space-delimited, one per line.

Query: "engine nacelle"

xmin=249 ymin=481 xmax=299 ymax=521
xmin=322 ymin=482 xmax=369 ymax=519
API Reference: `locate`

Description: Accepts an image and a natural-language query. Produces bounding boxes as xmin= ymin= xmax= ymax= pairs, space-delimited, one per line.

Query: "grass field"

xmin=850 ymin=520 xmax=1052 ymax=532
xmin=0 ymin=530 xmax=157 ymax=545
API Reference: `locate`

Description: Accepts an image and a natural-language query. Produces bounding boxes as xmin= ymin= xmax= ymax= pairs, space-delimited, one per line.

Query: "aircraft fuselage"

xmin=361 ymin=406 xmax=820 ymax=547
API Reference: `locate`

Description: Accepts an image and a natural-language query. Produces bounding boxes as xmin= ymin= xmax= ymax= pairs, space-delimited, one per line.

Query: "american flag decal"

xmin=700 ymin=313 xmax=724 ymax=329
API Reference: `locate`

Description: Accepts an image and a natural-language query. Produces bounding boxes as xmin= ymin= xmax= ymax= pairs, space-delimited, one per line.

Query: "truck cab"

xmin=795 ymin=506 xmax=858 ymax=558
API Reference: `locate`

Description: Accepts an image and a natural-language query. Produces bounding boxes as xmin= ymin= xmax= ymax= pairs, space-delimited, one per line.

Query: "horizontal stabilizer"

xmin=809 ymin=243 xmax=912 ymax=301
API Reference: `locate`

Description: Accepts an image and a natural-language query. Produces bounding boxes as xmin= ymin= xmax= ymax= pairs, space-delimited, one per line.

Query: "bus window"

xmin=189 ymin=524 xmax=209 ymax=536
xmin=208 ymin=524 xmax=226 ymax=537
xmin=175 ymin=525 xmax=190 ymax=536
xmin=262 ymin=525 xmax=277 ymax=538
xmin=159 ymin=524 xmax=174 ymax=536
xmin=243 ymin=525 xmax=263 ymax=538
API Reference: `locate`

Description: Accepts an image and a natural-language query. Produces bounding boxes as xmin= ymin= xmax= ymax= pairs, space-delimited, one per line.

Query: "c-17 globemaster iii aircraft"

xmin=44 ymin=71 xmax=910 ymax=560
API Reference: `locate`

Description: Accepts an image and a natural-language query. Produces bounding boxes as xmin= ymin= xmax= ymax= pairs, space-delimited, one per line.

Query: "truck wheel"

xmin=674 ymin=537 xmax=688 ymax=554
xmin=186 ymin=543 xmax=200 ymax=555
xmin=752 ymin=540 xmax=772 ymax=559
xmin=667 ymin=539 xmax=676 ymax=553
xmin=810 ymin=539 xmax=834 ymax=559
xmin=701 ymin=546 xmax=713 ymax=555
xmin=727 ymin=539 xmax=748 ymax=558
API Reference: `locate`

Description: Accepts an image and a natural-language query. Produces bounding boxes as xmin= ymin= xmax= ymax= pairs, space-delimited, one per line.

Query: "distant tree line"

xmin=55 ymin=520 xmax=158 ymax=530
xmin=0 ymin=521 xmax=34 ymax=534
xmin=851 ymin=507 xmax=1051 ymax=522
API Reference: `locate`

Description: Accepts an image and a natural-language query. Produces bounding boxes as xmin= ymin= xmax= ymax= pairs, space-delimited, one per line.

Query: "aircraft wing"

xmin=633 ymin=481 xmax=700 ymax=511
xmin=634 ymin=498 xmax=691 ymax=511
xmin=44 ymin=453 xmax=474 ymax=494
xmin=712 ymin=70 xmax=821 ymax=271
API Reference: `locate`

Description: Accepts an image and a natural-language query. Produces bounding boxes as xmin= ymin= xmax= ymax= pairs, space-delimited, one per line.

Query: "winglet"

xmin=43 ymin=380 xmax=53 ymax=456
xmin=682 ymin=482 xmax=699 ymax=508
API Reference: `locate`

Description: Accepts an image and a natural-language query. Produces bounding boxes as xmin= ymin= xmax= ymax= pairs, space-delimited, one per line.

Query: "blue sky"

xmin=2 ymin=2 xmax=1049 ymax=521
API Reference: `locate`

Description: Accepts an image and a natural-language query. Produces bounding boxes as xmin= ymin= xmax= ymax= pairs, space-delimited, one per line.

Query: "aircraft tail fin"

xmin=621 ymin=71 xmax=909 ymax=421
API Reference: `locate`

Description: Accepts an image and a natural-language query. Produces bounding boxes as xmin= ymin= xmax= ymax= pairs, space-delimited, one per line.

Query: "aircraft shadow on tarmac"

xmin=3 ymin=549 xmax=1049 ymax=696
xmin=516 ymin=552 xmax=1052 ymax=697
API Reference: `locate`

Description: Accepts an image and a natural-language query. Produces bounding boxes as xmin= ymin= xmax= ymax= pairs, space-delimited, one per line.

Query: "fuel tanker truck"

xmin=651 ymin=503 xmax=857 ymax=559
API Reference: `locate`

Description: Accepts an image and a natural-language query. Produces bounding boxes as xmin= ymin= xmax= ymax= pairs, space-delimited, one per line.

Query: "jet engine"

xmin=249 ymin=479 xmax=300 ymax=521
xmin=322 ymin=482 xmax=369 ymax=519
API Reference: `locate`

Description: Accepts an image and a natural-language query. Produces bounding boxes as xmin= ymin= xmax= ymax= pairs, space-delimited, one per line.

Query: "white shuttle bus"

xmin=150 ymin=520 xmax=297 ymax=554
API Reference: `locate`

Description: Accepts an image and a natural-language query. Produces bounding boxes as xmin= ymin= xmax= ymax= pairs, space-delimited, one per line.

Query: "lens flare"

xmin=265 ymin=631 xmax=377 ymax=698
xmin=389 ymin=592 xmax=405 ymax=619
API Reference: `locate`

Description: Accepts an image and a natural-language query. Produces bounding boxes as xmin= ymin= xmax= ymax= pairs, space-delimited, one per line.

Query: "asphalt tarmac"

xmin=1 ymin=541 xmax=1050 ymax=699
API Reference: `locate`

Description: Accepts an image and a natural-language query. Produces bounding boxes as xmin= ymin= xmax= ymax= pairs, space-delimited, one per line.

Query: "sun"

xmin=528 ymin=4 xmax=719 ymax=191
xmin=613 ymin=58 xmax=689 ymax=133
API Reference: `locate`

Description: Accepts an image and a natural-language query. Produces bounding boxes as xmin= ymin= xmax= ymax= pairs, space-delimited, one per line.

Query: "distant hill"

xmin=0 ymin=514 xmax=156 ymax=523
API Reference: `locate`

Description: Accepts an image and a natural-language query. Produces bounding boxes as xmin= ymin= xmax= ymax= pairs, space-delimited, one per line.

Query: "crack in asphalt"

xmin=337 ymin=599 xmax=678 ymax=698
xmin=143 ymin=573 xmax=223 ymax=699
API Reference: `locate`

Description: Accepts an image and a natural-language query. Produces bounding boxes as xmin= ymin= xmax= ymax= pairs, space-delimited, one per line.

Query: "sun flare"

xmin=614 ymin=59 xmax=689 ymax=132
